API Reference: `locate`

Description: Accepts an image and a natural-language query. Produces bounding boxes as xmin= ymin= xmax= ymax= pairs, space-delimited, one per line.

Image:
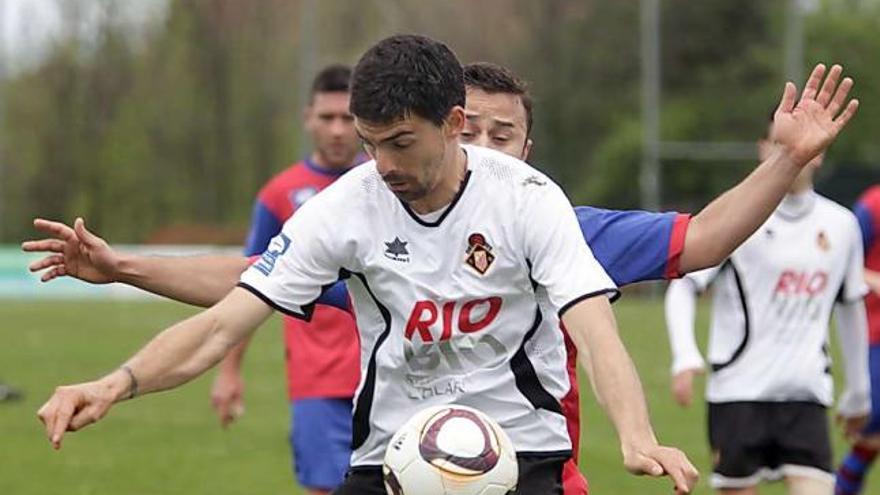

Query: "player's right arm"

xmin=22 ymin=218 xmax=250 ymax=307
xmin=37 ymin=287 xmax=273 ymax=450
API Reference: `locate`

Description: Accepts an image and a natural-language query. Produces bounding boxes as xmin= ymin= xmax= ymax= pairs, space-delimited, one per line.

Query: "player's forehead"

xmin=355 ymin=114 xmax=433 ymax=142
xmin=310 ymin=91 xmax=351 ymax=113
xmin=464 ymin=88 xmax=527 ymax=131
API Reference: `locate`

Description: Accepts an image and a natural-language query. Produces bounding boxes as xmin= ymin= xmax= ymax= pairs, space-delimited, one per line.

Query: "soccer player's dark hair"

xmin=463 ymin=62 xmax=534 ymax=137
xmin=309 ymin=64 xmax=352 ymax=101
xmin=350 ymin=34 xmax=465 ymax=126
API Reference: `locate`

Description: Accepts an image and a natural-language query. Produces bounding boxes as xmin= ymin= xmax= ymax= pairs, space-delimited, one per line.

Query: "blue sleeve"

xmin=575 ymin=206 xmax=686 ymax=286
xmin=243 ymin=200 xmax=283 ymax=257
xmin=854 ymin=201 xmax=875 ymax=255
xmin=315 ymin=281 xmax=350 ymax=311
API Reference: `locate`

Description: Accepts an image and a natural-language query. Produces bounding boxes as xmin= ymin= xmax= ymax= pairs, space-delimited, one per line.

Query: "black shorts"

xmin=707 ymin=401 xmax=833 ymax=489
xmin=333 ymin=453 xmax=566 ymax=495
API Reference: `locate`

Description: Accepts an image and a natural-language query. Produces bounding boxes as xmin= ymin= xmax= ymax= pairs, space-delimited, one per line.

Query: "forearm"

xmin=101 ymin=288 xmax=271 ymax=402
xmin=834 ymin=300 xmax=871 ymax=416
xmin=217 ymin=336 xmax=253 ymax=374
xmin=680 ymin=146 xmax=800 ymax=273
xmin=564 ymin=298 xmax=657 ymax=448
xmin=665 ymin=280 xmax=704 ymax=374
xmin=116 ymin=254 xmax=250 ymax=307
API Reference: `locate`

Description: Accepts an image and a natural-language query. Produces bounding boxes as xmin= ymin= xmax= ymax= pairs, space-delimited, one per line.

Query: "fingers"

xmin=28 ymin=254 xmax=65 ymax=272
xmin=41 ymin=266 xmax=67 ymax=282
xmin=74 ymin=217 xmax=102 ymax=247
xmin=656 ymin=450 xmax=699 ymax=493
xmin=33 ymin=218 xmax=77 ymax=242
xmin=833 ymin=99 xmax=859 ymax=132
xmin=815 ymin=64 xmax=842 ymax=107
xmin=799 ymin=63 xmax=827 ymax=103
xmin=628 ymin=454 xmax=665 ymax=477
xmin=827 ymin=76 xmax=854 ymax=115
xmin=46 ymin=399 xmax=75 ymax=450
xmin=21 ymin=239 xmax=66 ymax=254
xmin=775 ymin=81 xmax=798 ymax=116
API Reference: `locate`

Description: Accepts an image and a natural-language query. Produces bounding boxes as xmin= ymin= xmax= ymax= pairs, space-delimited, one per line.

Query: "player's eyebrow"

xmin=357 ymin=130 xmax=414 ymax=146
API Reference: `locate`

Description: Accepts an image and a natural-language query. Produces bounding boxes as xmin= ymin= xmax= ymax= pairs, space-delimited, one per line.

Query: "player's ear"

xmin=522 ymin=138 xmax=534 ymax=161
xmin=443 ymin=106 xmax=466 ymax=139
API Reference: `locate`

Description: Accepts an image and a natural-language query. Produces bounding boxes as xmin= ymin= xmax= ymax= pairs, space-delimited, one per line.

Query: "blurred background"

xmin=1 ymin=1 xmax=878 ymax=494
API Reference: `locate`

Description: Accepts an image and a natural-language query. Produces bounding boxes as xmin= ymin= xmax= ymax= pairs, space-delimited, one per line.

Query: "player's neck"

xmin=407 ymin=147 xmax=468 ymax=215
xmin=309 ymin=151 xmax=356 ymax=172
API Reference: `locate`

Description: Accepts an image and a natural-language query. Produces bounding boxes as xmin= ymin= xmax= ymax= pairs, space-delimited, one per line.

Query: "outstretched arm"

xmin=37 ymin=288 xmax=272 ymax=449
xmin=564 ymin=297 xmax=699 ymax=494
xmin=679 ymin=63 xmax=858 ymax=273
xmin=22 ymin=218 xmax=249 ymax=307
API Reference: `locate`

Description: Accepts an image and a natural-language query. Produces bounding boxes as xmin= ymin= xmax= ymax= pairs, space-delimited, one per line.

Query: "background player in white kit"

xmin=666 ymin=120 xmax=872 ymax=494
xmin=34 ymin=35 xmax=701 ymax=494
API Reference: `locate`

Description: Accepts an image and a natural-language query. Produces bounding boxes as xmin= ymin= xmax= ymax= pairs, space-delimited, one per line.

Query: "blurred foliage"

xmin=1 ymin=0 xmax=879 ymax=243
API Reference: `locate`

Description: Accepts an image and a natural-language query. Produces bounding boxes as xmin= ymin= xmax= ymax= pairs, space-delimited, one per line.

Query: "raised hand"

xmin=22 ymin=218 xmax=121 ymax=284
xmin=623 ymin=443 xmax=700 ymax=494
xmin=770 ymin=63 xmax=859 ymax=166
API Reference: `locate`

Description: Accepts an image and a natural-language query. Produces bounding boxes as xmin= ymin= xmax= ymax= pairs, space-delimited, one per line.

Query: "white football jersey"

xmin=239 ymin=145 xmax=617 ymax=467
xmin=683 ymin=191 xmax=868 ymax=405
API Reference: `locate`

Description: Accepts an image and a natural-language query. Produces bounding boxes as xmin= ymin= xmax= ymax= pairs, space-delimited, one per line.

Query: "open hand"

xmin=769 ymin=63 xmax=858 ymax=167
xmin=22 ymin=217 xmax=122 ymax=284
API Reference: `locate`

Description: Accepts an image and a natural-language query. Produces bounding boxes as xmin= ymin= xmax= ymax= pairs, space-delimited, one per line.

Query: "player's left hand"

xmin=37 ymin=380 xmax=118 ymax=450
xmin=623 ymin=443 xmax=699 ymax=494
xmin=836 ymin=413 xmax=870 ymax=444
xmin=769 ymin=63 xmax=859 ymax=167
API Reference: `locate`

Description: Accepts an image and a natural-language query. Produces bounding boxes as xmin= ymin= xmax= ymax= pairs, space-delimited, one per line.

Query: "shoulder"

xmin=465 ymin=145 xmax=561 ymax=197
xmin=815 ymin=193 xmax=861 ymax=238
xmin=258 ymin=162 xmax=313 ymax=198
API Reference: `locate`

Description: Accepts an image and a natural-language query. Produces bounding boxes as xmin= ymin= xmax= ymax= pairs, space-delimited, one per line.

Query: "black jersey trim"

xmin=349 ymin=272 xmax=394 ymax=451
xmin=400 ymin=170 xmax=472 ymax=227
xmin=557 ymin=288 xmax=621 ymax=319
xmin=510 ymin=307 xmax=564 ymax=415
xmin=710 ymin=261 xmax=751 ymax=373
xmin=236 ymin=282 xmax=313 ymax=321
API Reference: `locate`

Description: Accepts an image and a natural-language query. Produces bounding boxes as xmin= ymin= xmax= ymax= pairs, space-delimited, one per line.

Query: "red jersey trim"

xmin=665 ymin=213 xmax=692 ymax=279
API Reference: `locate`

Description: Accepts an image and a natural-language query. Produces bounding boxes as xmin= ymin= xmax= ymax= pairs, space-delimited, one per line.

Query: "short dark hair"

xmin=310 ymin=64 xmax=351 ymax=100
xmin=350 ymin=34 xmax=465 ymax=126
xmin=464 ymin=62 xmax=534 ymax=136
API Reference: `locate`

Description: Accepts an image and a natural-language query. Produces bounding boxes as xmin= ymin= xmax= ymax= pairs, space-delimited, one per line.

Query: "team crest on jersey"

xmin=817 ymin=230 xmax=831 ymax=252
xmin=289 ymin=187 xmax=318 ymax=208
xmin=384 ymin=237 xmax=411 ymax=263
xmin=465 ymin=233 xmax=495 ymax=275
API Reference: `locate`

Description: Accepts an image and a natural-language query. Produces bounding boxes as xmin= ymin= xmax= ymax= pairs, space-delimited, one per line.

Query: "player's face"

xmin=304 ymin=91 xmax=360 ymax=169
xmin=357 ymin=109 xmax=465 ymax=203
xmin=461 ymin=88 xmax=532 ymax=161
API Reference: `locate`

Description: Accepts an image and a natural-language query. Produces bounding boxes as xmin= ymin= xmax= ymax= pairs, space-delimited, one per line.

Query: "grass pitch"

xmin=0 ymin=298 xmax=875 ymax=494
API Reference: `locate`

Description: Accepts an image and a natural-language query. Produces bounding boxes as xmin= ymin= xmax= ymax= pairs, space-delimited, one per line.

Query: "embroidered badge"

xmin=465 ymin=233 xmax=495 ymax=275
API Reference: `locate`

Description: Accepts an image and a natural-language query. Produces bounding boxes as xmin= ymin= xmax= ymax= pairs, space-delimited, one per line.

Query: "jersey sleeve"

xmin=523 ymin=183 xmax=618 ymax=317
xmin=838 ymin=215 xmax=870 ymax=304
xmin=244 ymin=196 xmax=284 ymax=257
xmin=575 ymin=207 xmax=691 ymax=286
xmin=854 ymin=200 xmax=875 ymax=255
xmin=238 ymin=192 xmax=349 ymax=320
xmin=681 ymin=264 xmax=723 ymax=293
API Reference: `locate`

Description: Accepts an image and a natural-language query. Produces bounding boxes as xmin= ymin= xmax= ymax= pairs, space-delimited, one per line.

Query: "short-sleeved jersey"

xmin=245 ymin=158 xmax=360 ymax=400
xmin=855 ymin=185 xmax=880 ymax=344
xmin=239 ymin=145 xmax=617 ymax=466
xmin=683 ymin=191 xmax=868 ymax=405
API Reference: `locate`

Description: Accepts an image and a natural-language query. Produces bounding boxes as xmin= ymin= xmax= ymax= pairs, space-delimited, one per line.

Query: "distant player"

xmin=35 ymin=34 xmax=701 ymax=494
xmin=836 ymin=185 xmax=880 ymax=495
xmin=665 ymin=125 xmax=871 ymax=494
xmin=24 ymin=59 xmax=859 ymax=494
xmin=211 ymin=64 xmax=363 ymax=495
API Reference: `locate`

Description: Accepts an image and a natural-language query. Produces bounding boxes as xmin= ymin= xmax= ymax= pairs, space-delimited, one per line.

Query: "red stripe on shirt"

xmin=664 ymin=213 xmax=692 ymax=279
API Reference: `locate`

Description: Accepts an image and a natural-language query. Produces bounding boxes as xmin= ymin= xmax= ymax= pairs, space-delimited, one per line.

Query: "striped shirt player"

xmin=239 ymin=145 xmax=618 ymax=471
xmin=666 ymin=190 xmax=871 ymax=489
xmin=837 ymin=185 xmax=880 ymax=495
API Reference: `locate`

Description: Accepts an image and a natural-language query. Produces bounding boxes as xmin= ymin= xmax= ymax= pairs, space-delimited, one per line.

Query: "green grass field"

xmin=0 ymin=298 xmax=876 ymax=494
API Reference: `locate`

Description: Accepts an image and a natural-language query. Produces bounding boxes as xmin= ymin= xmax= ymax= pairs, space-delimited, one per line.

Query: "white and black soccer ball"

xmin=383 ymin=405 xmax=518 ymax=495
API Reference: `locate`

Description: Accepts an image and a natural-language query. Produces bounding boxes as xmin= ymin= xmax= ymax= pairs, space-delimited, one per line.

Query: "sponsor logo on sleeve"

xmin=254 ymin=233 xmax=291 ymax=276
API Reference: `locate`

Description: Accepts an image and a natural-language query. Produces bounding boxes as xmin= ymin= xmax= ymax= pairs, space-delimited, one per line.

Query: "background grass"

xmin=0 ymin=298 xmax=875 ymax=494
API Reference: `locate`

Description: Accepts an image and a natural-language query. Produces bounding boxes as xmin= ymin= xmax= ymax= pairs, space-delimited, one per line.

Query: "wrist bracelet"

xmin=120 ymin=365 xmax=138 ymax=400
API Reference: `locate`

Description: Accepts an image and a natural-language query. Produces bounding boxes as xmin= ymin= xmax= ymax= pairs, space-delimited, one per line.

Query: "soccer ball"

xmin=383 ymin=405 xmax=518 ymax=495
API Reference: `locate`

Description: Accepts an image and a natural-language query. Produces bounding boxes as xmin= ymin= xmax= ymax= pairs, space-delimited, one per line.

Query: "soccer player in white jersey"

xmin=34 ymin=35 xmax=700 ymax=494
xmin=665 ymin=122 xmax=872 ymax=494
